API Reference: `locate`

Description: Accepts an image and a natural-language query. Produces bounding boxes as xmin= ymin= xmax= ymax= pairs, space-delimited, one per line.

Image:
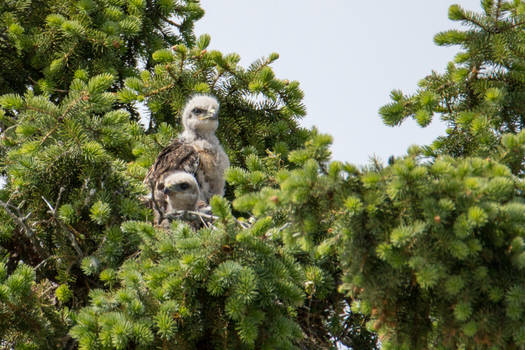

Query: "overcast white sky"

xmin=194 ymin=0 xmax=482 ymax=165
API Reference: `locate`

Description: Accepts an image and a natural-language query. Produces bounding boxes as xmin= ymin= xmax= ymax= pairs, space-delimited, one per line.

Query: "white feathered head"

xmin=157 ymin=171 xmax=200 ymax=211
xmin=182 ymin=94 xmax=220 ymax=135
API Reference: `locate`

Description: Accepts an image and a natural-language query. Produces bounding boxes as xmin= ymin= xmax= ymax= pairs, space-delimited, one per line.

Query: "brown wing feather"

xmin=144 ymin=139 xmax=200 ymax=185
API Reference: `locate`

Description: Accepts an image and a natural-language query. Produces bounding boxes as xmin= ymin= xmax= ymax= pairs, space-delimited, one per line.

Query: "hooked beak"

xmin=198 ymin=108 xmax=218 ymax=120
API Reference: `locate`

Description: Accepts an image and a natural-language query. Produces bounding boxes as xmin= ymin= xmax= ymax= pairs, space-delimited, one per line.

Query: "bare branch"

xmin=160 ymin=14 xmax=181 ymax=28
xmin=42 ymin=192 xmax=83 ymax=258
xmin=35 ymin=256 xmax=54 ymax=271
xmin=165 ymin=209 xmax=252 ymax=230
xmin=0 ymin=199 xmax=48 ymax=258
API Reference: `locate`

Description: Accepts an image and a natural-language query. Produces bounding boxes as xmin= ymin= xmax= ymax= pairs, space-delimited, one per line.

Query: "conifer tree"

xmin=341 ymin=1 xmax=525 ymax=348
xmin=0 ymin=0 xmax=337 ymax=349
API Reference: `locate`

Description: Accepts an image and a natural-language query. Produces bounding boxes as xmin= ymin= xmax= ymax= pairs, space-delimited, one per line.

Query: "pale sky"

xmin=194 ymin=0 xmax=482 ymax=165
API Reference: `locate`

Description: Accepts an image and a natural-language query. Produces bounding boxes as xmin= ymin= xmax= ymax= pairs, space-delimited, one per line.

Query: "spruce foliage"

xmin=379 ymin=0 xmax=525 ymax=161
xmin=353 ymin=1 xmax=525 ymax=348
xmin=0 ymin=0 xmax=203 ymax=96
xmin=71 ymin=199 xmax=305 ymax=349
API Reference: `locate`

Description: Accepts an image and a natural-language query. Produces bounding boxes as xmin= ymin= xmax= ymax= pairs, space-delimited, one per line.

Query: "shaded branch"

xmin=160 ymin=14 xmax=181 ymax=28
xmin=149 ymin=179 xmax=165 ymax=225
xmin=42 ymin=188 xmax=83 ymax=258
xmin=165 ymin=209 xmax=252 ymax=230
xmin=143 ymin=83 xmax=175 ymax=97
xmin=0 ymin=199 xmax=48 ymax=258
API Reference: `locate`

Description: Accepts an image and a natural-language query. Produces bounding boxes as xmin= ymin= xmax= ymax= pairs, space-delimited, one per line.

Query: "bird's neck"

xmin=181 ymin=130 xmax=218 ymax=145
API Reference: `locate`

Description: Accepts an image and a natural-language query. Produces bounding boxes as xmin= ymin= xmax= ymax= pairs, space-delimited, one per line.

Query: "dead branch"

xmin=164 ymin=209 xmax=252 ymax=230
xmin=0 ymin=199 xmax=48 ymax=258
xmin=41 ymin=189 xmax=83 ymax=258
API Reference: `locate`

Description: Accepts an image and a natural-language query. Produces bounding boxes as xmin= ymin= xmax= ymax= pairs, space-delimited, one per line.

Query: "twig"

xmin=160 ymin=14 xmax=181 ymax=28
xmin=143 ymin=83 xmax=175 ymax=98
xmin=186 ymin=210 xmax=253 ymax=229
xmin=42 ymin=192 xmax=83 ymax=258
xmin=271 ymin=222 xmax=290 ymax=238
xmin=165 ymin=209 xmax=252 ymax=230
xmin=0 ymin=124 xmax=17 ymax=138
xmin=198 ymin=213 xmax=211 ymax=228
xmin=495 ymin=0 xmax=502 ymax=19
xmin=0 ymin=199 xmax=47 ymax=257
xmin=165 ymin=210 xmax=212 ymax=227
xmin=185 ymin=210 xmax=218 ymax=220
xmin=34 ymin=256 xmax=54 ymax=271
xmin=149 ymin=179 xmax=165 ymax=225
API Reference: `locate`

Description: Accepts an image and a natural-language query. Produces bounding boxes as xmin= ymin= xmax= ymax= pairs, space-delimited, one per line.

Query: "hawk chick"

xmin=145 ymin=94 xmax=230 ymax=203
xmin=156 ymin=171 xmax=200 ymax=213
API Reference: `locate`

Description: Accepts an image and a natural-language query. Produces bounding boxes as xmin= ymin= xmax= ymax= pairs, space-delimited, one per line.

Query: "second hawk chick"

xmin=152 ymin=171 xmax=200 ymax=225
xmin=157 ymin=171 xmax=200 ymax=212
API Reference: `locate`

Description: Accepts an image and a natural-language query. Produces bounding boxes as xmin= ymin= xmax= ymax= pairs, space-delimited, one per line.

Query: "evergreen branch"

xmin=60 ymin=92 xmax=89 ymax=121
xmin=495 ymin=0 xmax=502 ymax=19
xmin=166 ymin=64 xmax=183 ymax=83
xmin=501 ymin=20 xmax=525 ymax=30
xmin=211 ymin=71 xmax=224 ymax=90
xmin=160 ymin=14 xmax=181 ymax=28
xmin=0 ymin=199 xmax=48 ymax=258
xmin=143 ymin=83 xmax=175 ymax=97
xmin=28 ymin=77 xmax=68 ymax=94
xmin=40 ymin=93 xmax=88 ymax=145
xmin=179 ymin=55 xmax=185 ymax=74
xmin=462 ymin=15 xmax=490 ymax=31
xmin=41 ymin=191 xmax=84 ymax=258
xmin=26 ymin=105 xmax=58 ymax=117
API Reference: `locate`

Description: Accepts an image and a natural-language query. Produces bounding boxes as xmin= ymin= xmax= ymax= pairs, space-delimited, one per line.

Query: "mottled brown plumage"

xmin=144 ymin=139 xmax=200 ymax=185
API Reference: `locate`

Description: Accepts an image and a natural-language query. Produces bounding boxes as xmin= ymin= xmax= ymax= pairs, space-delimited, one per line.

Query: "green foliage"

xmin=0 ymin=262 xmax=70 ymax=348
xmin=0 ymin=0 xmax=203 ymax=96
xmin=368 ymin=1 xmax=525 ymax=348
xmin=0 ymin=0 xmax=317 ymax=347
xmin=339 ymin=152 xmax=525 ymax=349
xmin=71 ymin=219 xmax=305 ymax=349
xmin=380 ymin=1 xmax=525 ymax=161
xmin=123 ymin=34 xmax=309 ymax=167
xmin=229 ymin=130 xmax=378 ymax=349
xmin=0 ymin=73 xmax=147 ymax=279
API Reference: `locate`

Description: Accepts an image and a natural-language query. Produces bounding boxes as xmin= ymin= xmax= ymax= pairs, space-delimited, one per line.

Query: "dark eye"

xmin=192 ymin=107 xmax=205 ymax=115
xmin=179 ymin=182 xmax=190 ymax=190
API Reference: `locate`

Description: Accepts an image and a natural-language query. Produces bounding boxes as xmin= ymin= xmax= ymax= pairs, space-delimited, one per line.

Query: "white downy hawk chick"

xmin=144 ymin=94 xmax=230 ymax=204
xmin=156 ymin=171 xmax=200 ymax=213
